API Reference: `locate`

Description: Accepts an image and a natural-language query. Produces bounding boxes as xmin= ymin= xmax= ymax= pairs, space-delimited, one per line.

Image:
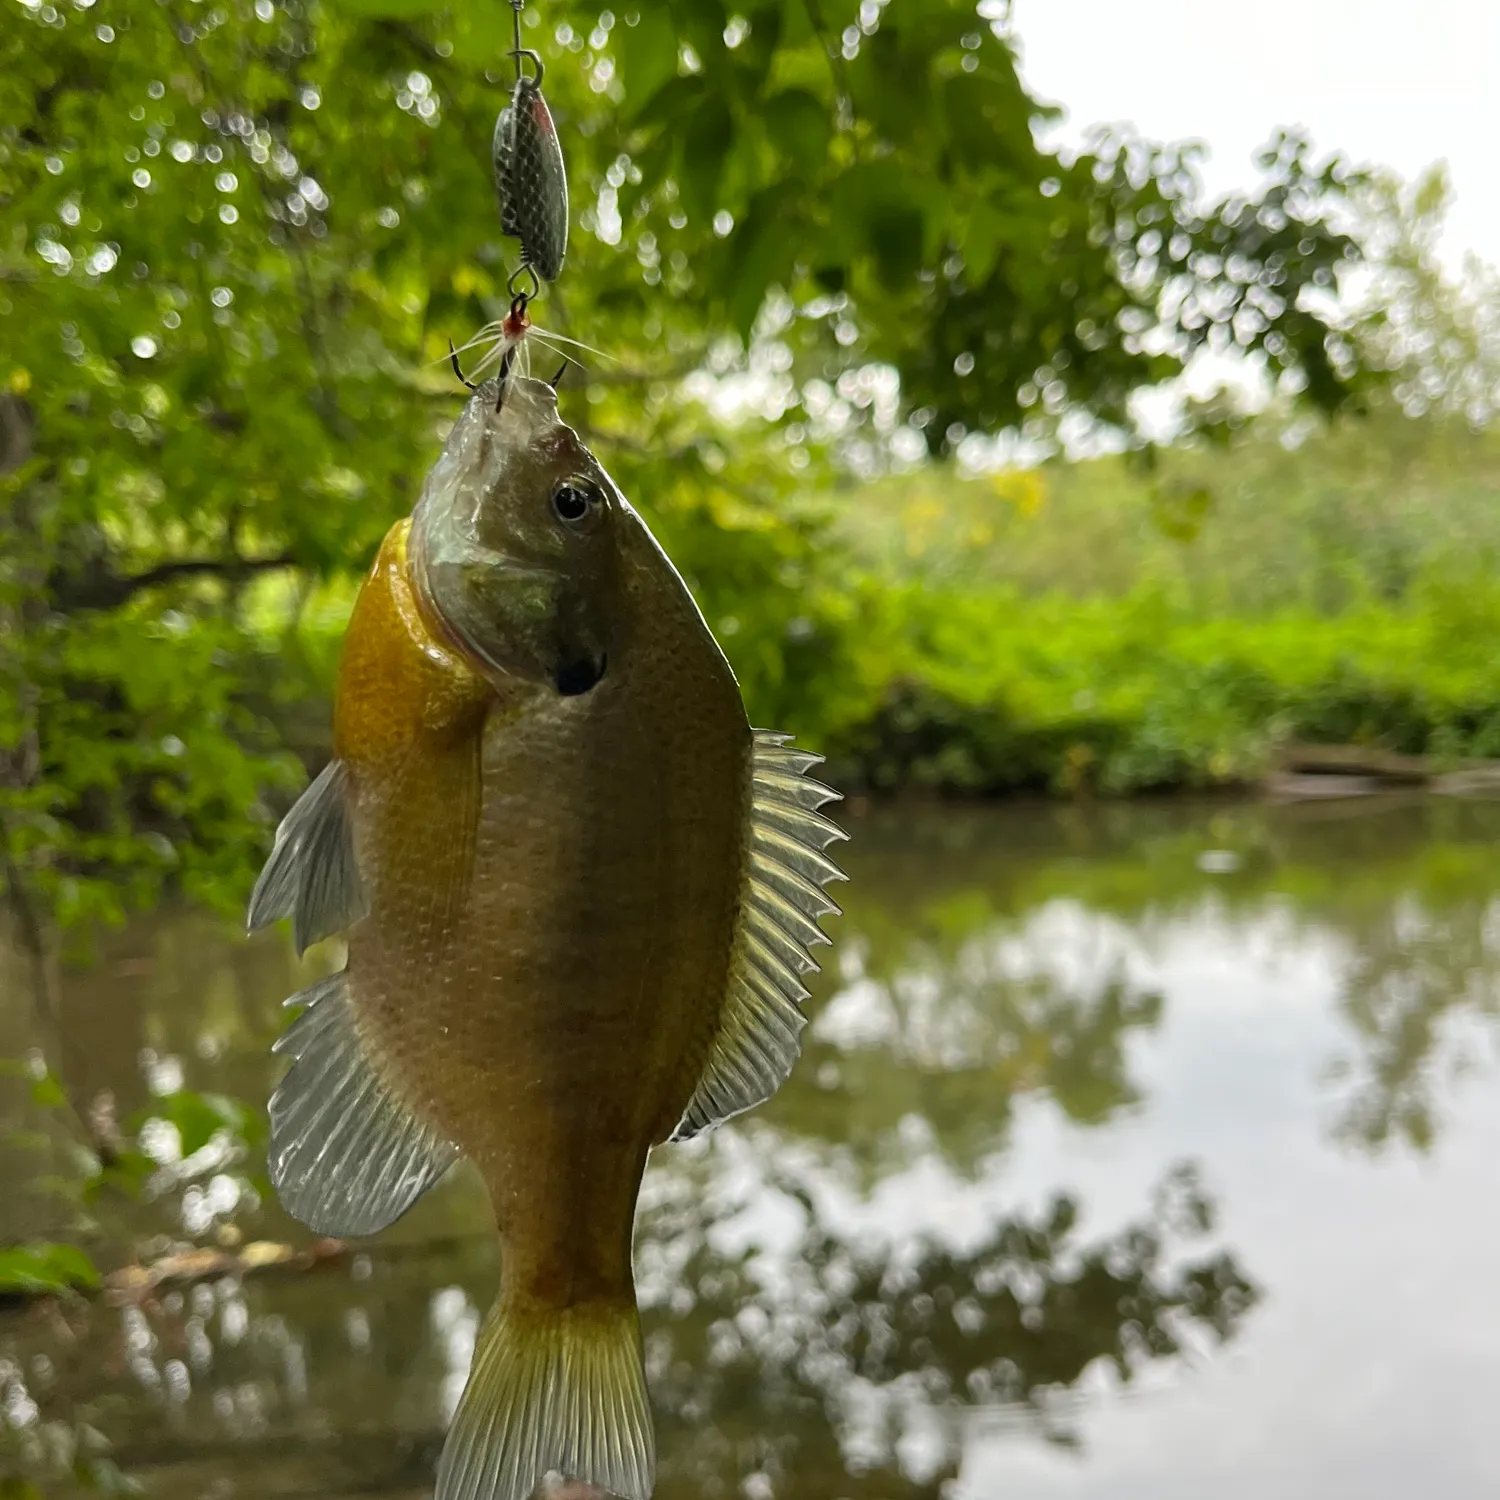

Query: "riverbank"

xmin=816 ymin=581 xmax=1500 ymax=797
xmin=812 ymin=411 xmax=1500 ymax=797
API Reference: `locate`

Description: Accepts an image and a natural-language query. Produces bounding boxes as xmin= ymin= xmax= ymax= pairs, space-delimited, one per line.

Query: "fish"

xmin=246 ymin=375 xmax=845 ymax=1500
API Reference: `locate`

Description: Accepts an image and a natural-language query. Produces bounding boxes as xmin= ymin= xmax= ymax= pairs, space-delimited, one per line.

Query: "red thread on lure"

xmin=502 ymin=297 xmax=530 ymax=345
xmin=494 ymin=294 xmax=532 ymax=406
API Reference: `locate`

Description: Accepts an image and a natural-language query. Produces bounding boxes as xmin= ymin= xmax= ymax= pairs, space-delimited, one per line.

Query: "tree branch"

xmin=0 ymin=393 xmax=34 ymax=475
xmin=50 ymin=554 xmax=299 ymax=612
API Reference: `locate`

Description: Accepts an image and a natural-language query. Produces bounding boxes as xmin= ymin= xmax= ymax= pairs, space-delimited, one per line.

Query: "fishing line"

xmin=444 ymin=0 xmax=590 ymax=402
xmin=477 ymin=0 xmax=573 ymax=406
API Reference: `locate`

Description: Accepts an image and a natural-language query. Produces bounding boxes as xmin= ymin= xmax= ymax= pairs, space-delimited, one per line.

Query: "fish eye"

xmin=551 ymin=478 xmax=601 ymax=526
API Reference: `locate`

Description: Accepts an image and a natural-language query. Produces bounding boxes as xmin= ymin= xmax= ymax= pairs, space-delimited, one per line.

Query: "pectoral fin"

xmin=269 ymin=971 xmax=457 ymax=1236
xmin=247 ymin=759 xmax=366 ymax=954
xmin=670 ymin=731 xmax=847 ymax=1142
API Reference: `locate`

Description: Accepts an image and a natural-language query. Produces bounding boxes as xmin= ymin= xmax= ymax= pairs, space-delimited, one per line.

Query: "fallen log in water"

xmin=1276 ymin=742 xmax=1435 ymax=783
xmin=1268 ymin=743 xmax=1500 ymax=800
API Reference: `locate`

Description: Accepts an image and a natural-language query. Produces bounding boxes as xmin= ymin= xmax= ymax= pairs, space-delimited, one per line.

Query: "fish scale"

xmin=493 ymin=75 xmax=569 ymax=282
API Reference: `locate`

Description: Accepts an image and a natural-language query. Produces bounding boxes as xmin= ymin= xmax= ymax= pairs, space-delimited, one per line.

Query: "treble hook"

xmin=496 ymin=346 xmax=518 ymax=408
xmin=447 ymin=337 xmax=476 ymax=391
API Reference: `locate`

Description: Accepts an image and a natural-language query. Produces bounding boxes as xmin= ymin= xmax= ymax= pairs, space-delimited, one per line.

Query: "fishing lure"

xmin=493 ymin=53 xmax=569 ymax=283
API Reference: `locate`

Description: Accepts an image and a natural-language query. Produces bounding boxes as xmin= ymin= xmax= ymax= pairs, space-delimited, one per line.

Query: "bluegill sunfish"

xmin=248 ymin=376 xmax=845 ymax=1500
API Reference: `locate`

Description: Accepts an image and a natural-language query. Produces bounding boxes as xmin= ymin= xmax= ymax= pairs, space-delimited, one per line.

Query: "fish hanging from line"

xmin=246 ymin=374 xmax=846 ymax=1500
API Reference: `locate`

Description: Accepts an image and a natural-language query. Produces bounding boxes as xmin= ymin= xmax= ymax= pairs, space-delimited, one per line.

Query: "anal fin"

xmin=671 ymin=730 xmax=847 ymax=1142
xmin=436 ymin=1297 xmax=653 ymax=1500
xmin=248 ymin=759 xmax=366 ymax=955
xmin=269 ymin=971 xmax=457 ymax=1236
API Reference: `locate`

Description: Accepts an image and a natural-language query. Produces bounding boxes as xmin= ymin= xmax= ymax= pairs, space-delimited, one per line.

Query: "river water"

xmin=3 ymin=795 xmax=1499 ymax=1499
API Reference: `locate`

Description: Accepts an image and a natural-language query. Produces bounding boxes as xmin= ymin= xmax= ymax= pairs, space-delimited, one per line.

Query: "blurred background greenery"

xmin=6 ymin=4 xmax=1500 ymax=1494
xmin=3 ymin=0 xmax=1497 ymax=932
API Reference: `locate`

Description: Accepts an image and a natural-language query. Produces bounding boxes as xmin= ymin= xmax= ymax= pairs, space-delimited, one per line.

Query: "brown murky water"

xmin=4 ymin=796 xmax=1500 ymax=1499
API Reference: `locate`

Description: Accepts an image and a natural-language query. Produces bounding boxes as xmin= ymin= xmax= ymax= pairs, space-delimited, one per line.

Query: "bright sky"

xmin=1012 ymin=0 xmax=1499 ymax=271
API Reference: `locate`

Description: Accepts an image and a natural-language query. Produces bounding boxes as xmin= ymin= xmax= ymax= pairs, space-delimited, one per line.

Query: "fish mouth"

xmin=554 ymin=653 xmax=607 ymax=697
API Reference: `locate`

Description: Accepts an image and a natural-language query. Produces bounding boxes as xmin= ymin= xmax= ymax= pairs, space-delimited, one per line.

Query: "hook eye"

xmin=509 ymin=47 xmax=545 ymax=87
xmin=507 ymin=263 xmax=541 ymax=304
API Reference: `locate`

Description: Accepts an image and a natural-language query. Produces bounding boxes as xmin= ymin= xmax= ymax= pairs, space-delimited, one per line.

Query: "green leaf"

xmin=727 ymin=186 xmax=799 ymax=339
xmin=730 ymin=0 xmax=785 ymax=94
xmin=87 ymin=1149 xmax=156 ymax=1203
xmin=0 ymin=0 xmax=1400 ymax=943
xmin=458 ymin=3 xmax=517 ymax=65
xmin=678 ymin=95 xmax=734 ymax=223
xmin=827 ymin=160 xmax=925 ymax=288
xmin=633 ymin=73 xmax=704 ymax=132
xmin=764 ymin=88 xmax=830 ymax=179
xmin=76 ymin=1458 xmax=146 ymax=1498
xmin=675 ymin=0 xmax=729 ymax=64
xmin=40 ymin=1242 xmax=101 ymax=1289
xmin=29 ymin=1072 xmax=67 ymax=1110
xmin=944 ymin=68 xmax=1043 ymax=174
xmin=145 ymin=1089 xmax=254 ymax=1158
xmin=617 ymin=6 xmax=680 ymax=119
xmin=846 ymin=25 xmax=930 ymax=145
xmin=961 ymin=200 xmax=1007 ymax=284
xmin=322 ymin=0 xmax=444 ymax=15
xmin=0 ymin=1242 xmax=101 ymax=1295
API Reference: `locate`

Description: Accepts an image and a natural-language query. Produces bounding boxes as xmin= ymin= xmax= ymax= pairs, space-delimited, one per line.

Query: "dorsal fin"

xmin=670 ymin=731 xmax=847 ymax=1142
xmin=247 ymin=759 xmax=366 ymax=955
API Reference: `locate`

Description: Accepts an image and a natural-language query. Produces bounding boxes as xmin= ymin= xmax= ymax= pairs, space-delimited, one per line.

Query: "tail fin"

xmin=436 ymin=1297 xmax=655 ymax=1500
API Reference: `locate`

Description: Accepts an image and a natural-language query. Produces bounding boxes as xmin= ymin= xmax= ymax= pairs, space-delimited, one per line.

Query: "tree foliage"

xmin=0 ymin=0 xmax=1389 ymax=925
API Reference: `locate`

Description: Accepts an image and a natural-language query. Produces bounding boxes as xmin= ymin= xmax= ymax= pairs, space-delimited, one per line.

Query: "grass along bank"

xmin=819 ymin=407 xmax=1500 ymax=795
